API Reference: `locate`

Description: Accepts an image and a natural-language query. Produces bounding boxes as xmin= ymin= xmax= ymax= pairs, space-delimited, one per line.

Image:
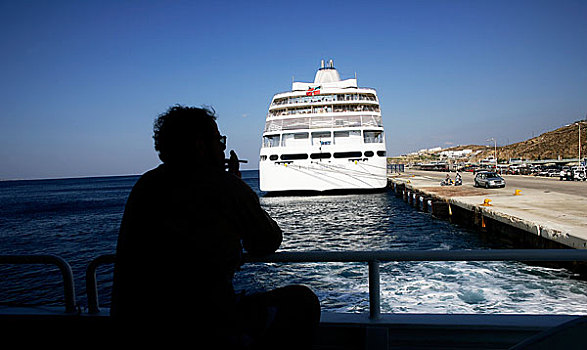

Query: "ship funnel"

xmin=314 ymin=58 xmax=340 ymax=83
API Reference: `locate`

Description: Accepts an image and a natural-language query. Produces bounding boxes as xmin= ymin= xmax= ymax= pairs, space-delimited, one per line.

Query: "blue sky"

xmin=1 ymin=0 xmax=585 ymax=179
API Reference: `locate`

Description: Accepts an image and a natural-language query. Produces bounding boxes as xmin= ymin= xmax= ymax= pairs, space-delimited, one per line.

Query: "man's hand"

xmin=227 ymin=150 xmax=242 ymax=178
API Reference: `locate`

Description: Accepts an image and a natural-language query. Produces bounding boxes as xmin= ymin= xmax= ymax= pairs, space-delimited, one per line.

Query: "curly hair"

xmin=153 ymin=105 xmax=218 ymax=163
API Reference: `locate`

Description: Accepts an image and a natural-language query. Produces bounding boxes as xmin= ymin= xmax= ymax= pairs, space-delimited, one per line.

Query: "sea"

xmin=2 ymin=170 xmax=587 ymax=315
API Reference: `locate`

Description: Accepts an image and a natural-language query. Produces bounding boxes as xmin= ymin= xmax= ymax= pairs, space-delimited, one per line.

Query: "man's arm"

xmin=225 ymin=150 xmax=282 ymax=255
xmin=234 ymin=179 xmax=283 ymax=256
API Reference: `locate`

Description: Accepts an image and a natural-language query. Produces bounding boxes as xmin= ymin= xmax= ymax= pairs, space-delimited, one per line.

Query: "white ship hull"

xmin=260 ymin=146 xmax=387 ymax=192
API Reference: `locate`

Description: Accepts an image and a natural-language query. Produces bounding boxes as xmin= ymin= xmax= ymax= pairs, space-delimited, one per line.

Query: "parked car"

xmin=474 ymin=171 xmax=506 ymax=188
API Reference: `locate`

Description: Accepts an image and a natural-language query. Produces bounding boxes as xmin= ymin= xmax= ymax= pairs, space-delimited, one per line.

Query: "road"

xmin=404 ymin=170 xmax=587 ymax=197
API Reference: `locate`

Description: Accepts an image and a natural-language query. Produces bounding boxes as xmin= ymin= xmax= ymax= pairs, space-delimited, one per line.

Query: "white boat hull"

xmin=259 ymin=153 xmax=387 ymax=192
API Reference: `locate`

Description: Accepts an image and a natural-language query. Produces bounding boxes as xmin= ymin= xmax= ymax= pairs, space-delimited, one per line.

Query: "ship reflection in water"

xmin=1 ymin=170 xmax=587 ymax=315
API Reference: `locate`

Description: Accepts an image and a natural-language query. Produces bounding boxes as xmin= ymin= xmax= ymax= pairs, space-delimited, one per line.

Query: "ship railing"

xmin=271 ymin=87 xmax=377 ymax=99
xmin=0 ymin=254 xmax=77 ymax=313
xmin=85 ymin=249 xmax=587 ymax=317
xmin=3 ymin=250 xmax=587 ymax=317
xmin=263 ymin=115 xmax=383 ymax=133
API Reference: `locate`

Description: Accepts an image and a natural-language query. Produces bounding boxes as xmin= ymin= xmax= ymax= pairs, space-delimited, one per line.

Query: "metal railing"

xmin=86 ymin=254 xmax=116 ymax=314
xmin=0 ymin=254 xmax=77 ymax=313
xmin=85 ymin=249 xmax=587 ymax=318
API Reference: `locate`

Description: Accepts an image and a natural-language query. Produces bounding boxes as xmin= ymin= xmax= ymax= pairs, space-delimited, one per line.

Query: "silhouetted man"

xmin=111 ymin=105 xmax=320 ymax=348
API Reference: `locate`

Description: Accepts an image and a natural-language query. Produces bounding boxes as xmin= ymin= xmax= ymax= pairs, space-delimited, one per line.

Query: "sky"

xmin=0 ymin=0 xmax=585 ymax=180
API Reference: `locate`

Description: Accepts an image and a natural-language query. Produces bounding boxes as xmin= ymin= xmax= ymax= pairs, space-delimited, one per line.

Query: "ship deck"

xmin=2 ymin=250 xmax=587 ymax=349
xmin=1 ymin=307 xmax=584 ymax=349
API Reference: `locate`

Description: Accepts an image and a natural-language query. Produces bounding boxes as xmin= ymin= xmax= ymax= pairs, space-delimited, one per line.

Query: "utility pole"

xmin=487 ymin=138 xmax=497 ymax=169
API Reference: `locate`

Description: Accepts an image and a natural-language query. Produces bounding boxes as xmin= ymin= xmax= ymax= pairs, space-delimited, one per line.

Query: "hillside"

xmin=443 ymin=144 xmax=488 ymax=153
xmin=472 ymin=120 xmax=587 ymax=162
xmin=390 ymin=120 xmax=587 ymax=164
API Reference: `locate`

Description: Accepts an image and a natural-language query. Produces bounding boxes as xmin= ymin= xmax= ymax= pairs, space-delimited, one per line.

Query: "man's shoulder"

xmin=129 ymin=165 xmax=171 ymax=194
xmin=135 ymin=164 xmax=254 ymax=193
xmin=136 ymin=165 xmax=166 ymax=183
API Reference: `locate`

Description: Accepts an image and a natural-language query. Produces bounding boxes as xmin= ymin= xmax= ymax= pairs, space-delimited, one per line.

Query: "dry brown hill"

xmin=472 ymin=120 xmax=587 ymax=162
xmin=443 ymin=144 xmax=488 ymax=152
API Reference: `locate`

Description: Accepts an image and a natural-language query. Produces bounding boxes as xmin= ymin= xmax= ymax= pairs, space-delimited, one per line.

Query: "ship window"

xmin=281 ymin=153 xmax=308 ymax=160
xmin=269 ymin=155 xmax=279 ymax=161
xmin=364 ymin=130 xmax=384 ymax=143
xmin=260 ymin=155 xmax=267 ymax=161
xmin=310 ymin=152 xmax=331 ymax=159
xmin=263 ymin=134 xmax=281 ymax=148
xmin=334 ymin=130 xmax=361 ymax=145
xmin=311 ymin=132 xmax=331 ymax=146
xmin=364 ymin=151 xmax=374 ymax=157
xmin=333 ymin=151 xmax=362 ymax=158
xmin=312 ymin=131 xmax=331 ymax=138
xmin=377 ymin=151 xmax=386 ymax=157
xmin=282 ymin=132 xmax=309 ymax=147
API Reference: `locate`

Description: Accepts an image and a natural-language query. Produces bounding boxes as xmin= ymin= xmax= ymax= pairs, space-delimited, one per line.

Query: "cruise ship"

xmin=259 ymin=60 xmax=388 ymax=194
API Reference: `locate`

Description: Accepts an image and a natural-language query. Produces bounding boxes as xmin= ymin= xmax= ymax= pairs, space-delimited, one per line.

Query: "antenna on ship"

xmin=321 ymin=59 xmax=325 ymax=69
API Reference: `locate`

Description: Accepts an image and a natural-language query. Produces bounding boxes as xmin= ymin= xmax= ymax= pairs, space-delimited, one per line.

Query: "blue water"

xmin=2 ymin=170 xmax=587 ymax=314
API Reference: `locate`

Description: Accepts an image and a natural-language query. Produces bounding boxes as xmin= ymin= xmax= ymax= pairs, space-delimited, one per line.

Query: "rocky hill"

xmin=391 ymin=120 xmax=587 ymax=164
xmin=471 ymin=120 xmax=587 ymax=162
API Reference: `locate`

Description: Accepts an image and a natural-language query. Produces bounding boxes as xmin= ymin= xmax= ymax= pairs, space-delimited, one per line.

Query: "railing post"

xmin=368 ymin=260 xmax=380 ymax=320
xmin=86 ymin=254 xmax=116 ymax=314
xmin=86 ymin=259 xmax=101 ymax=314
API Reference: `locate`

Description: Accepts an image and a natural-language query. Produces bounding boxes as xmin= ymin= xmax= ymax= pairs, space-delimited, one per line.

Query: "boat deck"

xmin=3 ymin=250 xmax=587 ymax=348
xmin=0 ymin=307 xmax=583 ymax=349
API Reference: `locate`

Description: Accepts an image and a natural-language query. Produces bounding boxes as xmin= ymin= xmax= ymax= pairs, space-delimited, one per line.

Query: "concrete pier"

xmin=389 ymin=170 xmax=587 ymax=250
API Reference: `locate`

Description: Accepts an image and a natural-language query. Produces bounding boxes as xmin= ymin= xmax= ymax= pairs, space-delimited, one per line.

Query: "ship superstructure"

xmin=259 ymin=60 xmax=387 ymax=193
